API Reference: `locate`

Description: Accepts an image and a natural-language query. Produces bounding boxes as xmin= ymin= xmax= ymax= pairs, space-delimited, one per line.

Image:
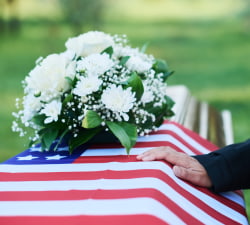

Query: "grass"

xmin=0 ymin=0 xmax=250 ymax=217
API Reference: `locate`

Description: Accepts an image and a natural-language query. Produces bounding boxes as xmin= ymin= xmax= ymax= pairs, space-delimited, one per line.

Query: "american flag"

xmin=0 ymin=121 xmax=248 ymax=225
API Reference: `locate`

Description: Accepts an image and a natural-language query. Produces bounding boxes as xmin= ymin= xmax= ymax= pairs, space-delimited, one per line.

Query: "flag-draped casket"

xmin=0 ymin=120 xmax=248 ymax=225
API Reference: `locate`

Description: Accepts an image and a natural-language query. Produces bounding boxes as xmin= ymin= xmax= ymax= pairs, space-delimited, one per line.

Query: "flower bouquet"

xmin=12 ymin=31 xmax=174 ymax=154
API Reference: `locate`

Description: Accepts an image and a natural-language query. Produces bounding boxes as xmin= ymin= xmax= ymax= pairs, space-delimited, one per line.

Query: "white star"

xmin=57 ymin=146 xmax=69 ymax=152
xmin=17 ymin=155 xmax=39 ymax=160
xmin=29 ymin=147 xmax=42 ymax=152
xmin=45 ymin=155 xmax=67 ymax=160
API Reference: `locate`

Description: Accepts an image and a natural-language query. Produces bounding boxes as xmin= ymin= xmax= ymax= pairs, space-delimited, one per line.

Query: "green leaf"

xmin=165 ymin=95 xmax=175 ymax=109
xmin=69 ymin=127 xmax=103 ymax=154
xmin=32 ymin=114 xmax=46 ymax=126
xmin=153 ymin=59 xmax=174 ymax=81
xmin=119 ymin=122 xmax=137 ymax=147
xmin=162 ymin=70 xmax=174 ymax=82
xmin=65 ymin=76 xmax=79 ymax=88
xmin=52 ymin=128 xmax=69 ymax=151
xmin=153 ymin=59 xmax=169 ymax=73
xmin=34 ymin=92 xmax=41 ymax=98
xmin=62 ymin=93 xmax=73 ymax=107
xmin=164 ymin=96 xmax=175 ymax=117
xmin=101 ymin=46 xmax=113 ymax=57
xmin=126 ymin=72 xmax=144 ymax=100
xmin=82 ymin=110 xmax=102 ymax=128
xmin=40 ymin=127 xmax=59 ymax=150
xmin=65 ymin=76 xmax=73 ymax=86
xmin=119 ymin=56 xmax=130 ymax=66
xmin=106 ymin=121 xmax=137 ymax=154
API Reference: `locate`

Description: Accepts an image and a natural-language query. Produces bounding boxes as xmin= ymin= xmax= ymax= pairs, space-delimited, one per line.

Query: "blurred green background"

xmin=0 ymin=0 xmax=250 ymax=217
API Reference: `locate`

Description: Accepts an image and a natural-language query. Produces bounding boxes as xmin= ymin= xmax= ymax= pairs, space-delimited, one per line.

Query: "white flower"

xmin=76 ymin=53 xmax=114 ymax=76
xmin=40 ymin=100 xmax=62 ymax=124
xmin=126 ymin=55 xmax=152 ymax=73
xmin=101 ymin=85 xmax=136 ymax=121
xmin=21 ymin=94 xmax=42 ymax=123
xmin=65 ymin=31 xmax=114 ymax=57
xmin=141 ymin=87 xmax=154 ymax=104
xmin=73 ymin=76 xmax=102 ymax=97
xmin=113 ymin=45 xmax=153 ymax=73
xmin=25 ymin=53 xmax=75 ymax=101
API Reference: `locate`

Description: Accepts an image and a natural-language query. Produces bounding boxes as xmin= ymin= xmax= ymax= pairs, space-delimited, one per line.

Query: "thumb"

xmin=173 ymin=165 xmax=211 ymax=188
xmin=173 ymin=165 xmax=198 ymax=185
xmin=173 ymin=165 xmax=190 ymax=179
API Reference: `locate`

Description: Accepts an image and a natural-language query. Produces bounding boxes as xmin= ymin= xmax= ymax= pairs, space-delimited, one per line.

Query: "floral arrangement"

xmin=12 ymin=31 xmax=174 ymax=154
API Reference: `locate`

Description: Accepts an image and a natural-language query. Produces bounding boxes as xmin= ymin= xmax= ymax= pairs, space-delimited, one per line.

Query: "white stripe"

xmin=158 ymin=123 xmax=211 ymax=153
xmin=0 ymin=161 xmax=167 ymax=173
xmin=83 ymin=135 xmax=196 ymax=156
xmin=221 ymin=191 xmax=246 ymax=207
xmin=0 ymin=178 xmax=223 ymax=224
xmin=0 ymin=162 xmax=246 ymax=222
xmin=0 ymin=197 xmax=186 ymax=225
xmin=0 ymin=161 xmax=188 ymax=173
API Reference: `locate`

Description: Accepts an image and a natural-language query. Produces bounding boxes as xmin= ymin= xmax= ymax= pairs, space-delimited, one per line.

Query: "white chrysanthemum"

xmin=73 ymin=76 xmax=102 ymax=97
xmin=21 ymin=94 xmax=42 ymax=124
xmin=101 ymin=85 xmax=136 ymax=121
xmin=40 ymin=99 xmax=62 ymax=124
xmin=65 ymin=31 xmax=115 ymax=57
xmin=76 ymin=53 xmax=114 ymax=76
xmin=113 ymin=45 xmax=153 ymax=73
xmin=25 ymin=53 xmax=75 ymax=101
xmin=113 ymin=45 xmax=138 ymax=58
xmin=126 ymin=55 xmax=152 ymax=73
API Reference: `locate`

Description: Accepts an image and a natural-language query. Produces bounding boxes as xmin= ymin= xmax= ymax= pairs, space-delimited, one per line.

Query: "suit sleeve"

xmin=193 ymin=139 xmax=250 ymax=192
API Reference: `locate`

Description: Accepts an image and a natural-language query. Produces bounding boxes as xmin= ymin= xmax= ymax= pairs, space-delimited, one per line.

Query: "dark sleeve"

xmin=193 ymin=139 xmax=250 ymax=192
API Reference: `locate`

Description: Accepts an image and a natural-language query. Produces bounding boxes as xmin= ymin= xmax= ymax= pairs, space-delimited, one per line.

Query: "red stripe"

xmin=150 ymin=130 xmax=218 ymax=154
xmin=74 ymin=155 xmax=139 ymax=163
xmin=0 ymin=215 xmax=168 ymax=225
xmin=0 ymin=188 xmax=201 ymax=224
xmin=162 ymin=121 xmax=218 ymax=151
xmin=0 ymin=168 xmax=165 ymax=181
xmin=0 ymin=166 xmax=245 ymax=224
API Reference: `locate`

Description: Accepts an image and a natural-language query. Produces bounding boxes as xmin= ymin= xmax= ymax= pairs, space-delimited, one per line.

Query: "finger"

xmin=136 ymin=150 xmax=158 ymax=161
xmin=161 ymin=149 xmax=197 ymax=169
xmin=137 ymin=147 xmax=169 ymax=161
xmin=173 ymin=165 xmax=212 ymax=187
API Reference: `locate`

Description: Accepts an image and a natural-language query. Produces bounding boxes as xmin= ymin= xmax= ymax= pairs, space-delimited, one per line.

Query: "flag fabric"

xmin=0 ymin=121 xmax=248 ymax=225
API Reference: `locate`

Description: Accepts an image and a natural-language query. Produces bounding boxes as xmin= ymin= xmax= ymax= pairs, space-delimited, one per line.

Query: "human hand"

xmin=137 ymin=146 xmax=212 ymax=188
